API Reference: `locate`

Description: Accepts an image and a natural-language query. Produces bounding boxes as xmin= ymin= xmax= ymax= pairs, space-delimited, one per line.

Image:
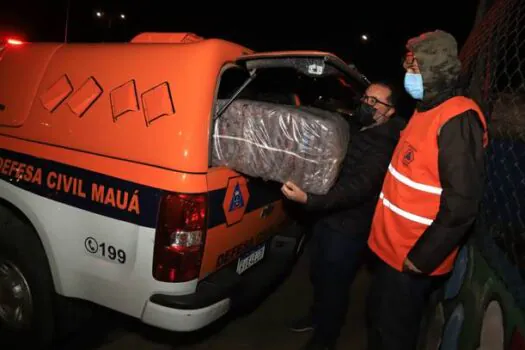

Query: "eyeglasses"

xmin=402 ymin=52 xmax=416 ymax=68
xmin=361 ymin=95 xmax=392 ymax=108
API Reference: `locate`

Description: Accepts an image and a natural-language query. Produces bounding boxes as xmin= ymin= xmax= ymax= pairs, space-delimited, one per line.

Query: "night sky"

xmin=1 ymin=0 xmax=480 ymax=116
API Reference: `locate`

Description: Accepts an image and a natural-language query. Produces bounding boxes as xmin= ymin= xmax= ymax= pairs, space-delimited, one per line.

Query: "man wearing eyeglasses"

xmin=281 ymin=82 xmax=406 ymax=350
xmin=366 ymin=30 xmax=489 ymax=350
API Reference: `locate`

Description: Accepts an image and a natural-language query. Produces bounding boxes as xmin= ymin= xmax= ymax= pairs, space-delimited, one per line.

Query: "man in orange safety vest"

xmin=366 ymin=30 xmax=489 ymax=350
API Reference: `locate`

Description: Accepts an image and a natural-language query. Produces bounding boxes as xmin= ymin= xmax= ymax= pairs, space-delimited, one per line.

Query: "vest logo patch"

xmin=402 ymin=145 xmax=416 ymax=166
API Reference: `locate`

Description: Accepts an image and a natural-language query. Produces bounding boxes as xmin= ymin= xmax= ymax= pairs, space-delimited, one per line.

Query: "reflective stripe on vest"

xmin=387 ymin=164 xmax=443 ymax=195
xmin=379 ymin=192 xmax=433 ymax=226
xmin=368 ymin=96 xmax=489 ymax=276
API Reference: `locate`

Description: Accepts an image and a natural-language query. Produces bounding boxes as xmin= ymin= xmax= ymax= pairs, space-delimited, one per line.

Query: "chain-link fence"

xmin=462 ymin=0 xmax=525 ymax=311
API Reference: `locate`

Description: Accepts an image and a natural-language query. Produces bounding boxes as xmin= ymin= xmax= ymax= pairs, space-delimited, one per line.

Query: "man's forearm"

xmin=305 ymin=168 xmax=384 ymax=212
xmin=407 ymin=198 xmax=479 ymax=273
xmin=305 ymin=185 xmax=351 ymax=211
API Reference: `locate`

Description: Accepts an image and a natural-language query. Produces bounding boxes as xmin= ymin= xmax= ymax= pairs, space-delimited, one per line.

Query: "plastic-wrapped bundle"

xmin=212 ymin=99 xmax=350 ymax=195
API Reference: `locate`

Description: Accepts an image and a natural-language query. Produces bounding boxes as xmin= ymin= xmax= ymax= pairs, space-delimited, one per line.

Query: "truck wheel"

xmin=0 ymin=206 xmax=55 ymax=349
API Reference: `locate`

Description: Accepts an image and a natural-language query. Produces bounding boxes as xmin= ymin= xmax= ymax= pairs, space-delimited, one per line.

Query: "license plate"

xmin=236 ymin=244 xmax=266 ymax=275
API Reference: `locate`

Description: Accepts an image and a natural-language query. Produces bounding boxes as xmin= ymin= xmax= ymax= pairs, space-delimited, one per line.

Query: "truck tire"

xmin=0 ymin=205 xmax=55 ymax=349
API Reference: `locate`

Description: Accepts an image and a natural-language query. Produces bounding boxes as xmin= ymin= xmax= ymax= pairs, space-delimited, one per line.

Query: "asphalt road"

xmin=55 ymin=244 xmax=370 ymax=350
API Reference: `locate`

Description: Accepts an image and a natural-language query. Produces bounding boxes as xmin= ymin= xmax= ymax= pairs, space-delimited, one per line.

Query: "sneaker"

xmin=289 ymin=313 xmax=316 ymax=333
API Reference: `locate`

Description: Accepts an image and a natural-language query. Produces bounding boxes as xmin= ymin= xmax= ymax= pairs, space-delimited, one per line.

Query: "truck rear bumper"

xmin=140 ymin=224 xmax=302 ymax=332
xmin=141 ymin=297 xmax=231 ymax=332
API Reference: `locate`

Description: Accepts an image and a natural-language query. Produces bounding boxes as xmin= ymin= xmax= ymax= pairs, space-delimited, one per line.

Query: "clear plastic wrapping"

xmin=212 ymin=99 xmax=350 ymax=195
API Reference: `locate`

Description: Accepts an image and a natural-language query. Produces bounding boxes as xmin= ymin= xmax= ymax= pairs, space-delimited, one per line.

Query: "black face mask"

xmin=355 ymin=103 xmax=378 ymax=127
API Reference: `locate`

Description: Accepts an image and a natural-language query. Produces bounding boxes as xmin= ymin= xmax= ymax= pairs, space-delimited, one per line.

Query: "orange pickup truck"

xmin=0 ymin=32 xmax=369 ymax=346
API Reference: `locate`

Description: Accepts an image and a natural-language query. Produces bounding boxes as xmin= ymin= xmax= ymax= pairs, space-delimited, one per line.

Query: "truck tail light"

xmin=153 ymin=193 xmax=207 ymax=283
xmin=6 ymin=38 xmax=24 ymax=46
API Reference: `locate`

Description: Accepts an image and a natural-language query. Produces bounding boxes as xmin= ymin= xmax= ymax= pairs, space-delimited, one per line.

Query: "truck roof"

xmin=0 ymin=33 xmax=251 ymax=174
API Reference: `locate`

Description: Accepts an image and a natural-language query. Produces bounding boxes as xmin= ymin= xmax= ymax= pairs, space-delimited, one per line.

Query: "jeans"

xmin=366 ymin=257 xmax=447 ymax=350
xmin=309 ymin=219 xmax=369 ymax=345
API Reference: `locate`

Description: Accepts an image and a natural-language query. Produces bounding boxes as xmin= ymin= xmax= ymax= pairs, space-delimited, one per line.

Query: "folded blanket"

xmin=212 ymin=99 xmax=350 ymax=195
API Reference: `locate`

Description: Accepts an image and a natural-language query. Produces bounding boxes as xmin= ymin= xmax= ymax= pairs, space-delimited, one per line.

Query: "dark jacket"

xmin=304 ymin=116 xmax=406 ymax=235
xmin=403 ymin=30 xmax=487 ymax=274
xmin=406 ymin=90 xmax=486 ymax=274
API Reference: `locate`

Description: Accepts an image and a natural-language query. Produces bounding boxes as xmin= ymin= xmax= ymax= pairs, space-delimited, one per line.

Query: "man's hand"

xmin=281 ymin=181 xmax=308 ymax=204
xmin=403 ymin=257 xmax=422 ymax=274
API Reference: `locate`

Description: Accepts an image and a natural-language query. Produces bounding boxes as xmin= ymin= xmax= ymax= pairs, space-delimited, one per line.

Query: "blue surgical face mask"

xmin=404 ymin=72 xmax=424 ymax=100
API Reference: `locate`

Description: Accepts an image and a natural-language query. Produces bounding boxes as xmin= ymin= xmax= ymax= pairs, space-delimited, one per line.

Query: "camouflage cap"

xmin=406 ymin=30 xmax=462 ymax=100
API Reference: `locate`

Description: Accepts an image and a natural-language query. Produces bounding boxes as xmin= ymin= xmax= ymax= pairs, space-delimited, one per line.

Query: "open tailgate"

xmin=236 ymin=50 xmax=370 ymax=86
xmin=200 ymin=50 xmax=369 ymax=279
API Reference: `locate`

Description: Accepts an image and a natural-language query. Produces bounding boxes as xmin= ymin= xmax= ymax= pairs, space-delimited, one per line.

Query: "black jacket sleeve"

xmin=407 ymin=109 xmax=486 ymax=274
xmin=305 ymin=133 xmax=395 ymax=212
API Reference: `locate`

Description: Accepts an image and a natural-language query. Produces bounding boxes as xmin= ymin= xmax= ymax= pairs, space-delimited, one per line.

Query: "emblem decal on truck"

xmin=110 ymin=79 xmax=140 ymax=121
xmin=40 ymin=74 xmax=74 ymax=112
xmin=67 ymin=76 xmax=103 ymax=118
xmin=141 ymin=82 xmax=176 ymax=126
xmin=228 ymin=183 xmax=245 ymax=212
xmin=40 ymin=74 xmax=175 ymax=126
xmin=223 ymin=176 xmax=250 ymax=226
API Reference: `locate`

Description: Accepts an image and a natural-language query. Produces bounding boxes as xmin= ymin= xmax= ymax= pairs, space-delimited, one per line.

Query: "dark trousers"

xmin=309 ymin=219 xmax=369 ymax=345
xmin=366 ymin=256 xmax=447 ymax=350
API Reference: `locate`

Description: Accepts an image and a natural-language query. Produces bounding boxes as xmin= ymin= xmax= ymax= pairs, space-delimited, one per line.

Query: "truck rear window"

xmin=216 ymin=65 xmax=363 ymax=115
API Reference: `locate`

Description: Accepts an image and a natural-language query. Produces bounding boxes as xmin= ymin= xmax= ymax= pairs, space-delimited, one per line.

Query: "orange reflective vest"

xmin=368 ymin=96 xmax=488 ymax=275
